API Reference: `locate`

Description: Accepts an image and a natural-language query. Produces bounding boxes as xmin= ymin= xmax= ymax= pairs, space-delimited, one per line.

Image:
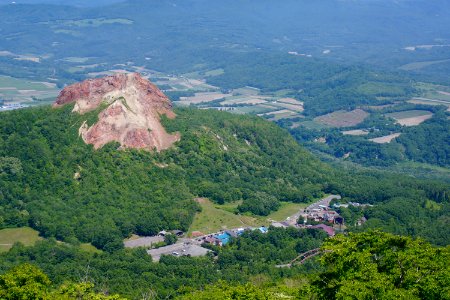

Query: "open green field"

xmin=0 ymin=76 xmax=55 ymax=90
xmin=0 ymin=75 xmax=59 ymax=104
xmin=267 ymin=111 xmax=298 ymax=121
xmin=265 ymin=202 xmax=308 ymax=221
xmin=399 ymin=59 xmax=450 ymax=71
xmin=188 ymin=199 xmax=308 ymax=235
xmin=188 ymin=199 xmax=265 ymax=235
xmin=295 ymin=120 xmax=331 ymax=130
xmin=423 ymin=91 xmax=450 ymax=102
xmin=233 ymin=105 xmax=275 ymax=115
xmin=410 ymin=83 xmax=450 ymax=110
xmin=204 ymin=68 xmax=225 ymax=77
xmin=232 ymin=86 xmax=260 ymax=96
xmin=272 ymin=89 xmax=296 ymax=97
xmin=0 ymin=227 xmax=42 ymax=252
xmin=385 ymin=110 xmax=432 ymax=119
xmin=80 ymin=243 xmax=102 ymax=254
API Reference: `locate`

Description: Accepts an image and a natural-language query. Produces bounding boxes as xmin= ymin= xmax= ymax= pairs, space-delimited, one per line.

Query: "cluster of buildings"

xmin=0 ymin=103 xmax=28 ymax=111
xmin=199 ymin=226 xmax=269 ymax=247
xmin=127 ymin=195 xmax=371 ymax=262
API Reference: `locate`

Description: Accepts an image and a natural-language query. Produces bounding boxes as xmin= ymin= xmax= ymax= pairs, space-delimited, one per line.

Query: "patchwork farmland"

xmin=385 ymin=110 xmax=433 ymax=126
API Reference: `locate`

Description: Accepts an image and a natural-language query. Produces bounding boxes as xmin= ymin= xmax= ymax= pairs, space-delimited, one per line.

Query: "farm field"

xmin=314 ymin=109 xmax=369 ymax=127
xmin=0 ymin=227 xmax=42 ymax=252
xmin=278 ymin=98 xmax=304 ymax=105
xmin=268 ymin=101 xmax=304 ymax=112
xmin=385 ymin=110 xmax=433 ymax=126
xmin=204 ymin=68 xmax=225 ymax=77
xmin=232 ymin=105 xmax=276 ymax=115
xmin=232 ymin=86 xmax=260 ymax=96
xmin=369 ymin=133 xmax=402 ymax=144
xmin=291 ymin=120 xmax=330 ymax=130
xmin=220 ymin=96 xmax=269 ymax=105
xmin=267 ymin=111 xmax=299 ymax=121
xmin=399 ymin=59 xmax=450 ymax=71
xmin=0 ymin=75 xmax=59 ymax=104
xmin=415 ymin=82 xmax=450 ymax=101
xmin=178 ymin=92 xmax=231 ymax=105
xmin=342 ymin=129 xmax=369 ymax=136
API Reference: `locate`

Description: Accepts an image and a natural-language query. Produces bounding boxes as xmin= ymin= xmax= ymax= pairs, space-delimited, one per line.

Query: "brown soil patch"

xmin=179 ymin=92 xmax=231 ymax=104
xmin=397 ymin=115 xmax=433 ymax=126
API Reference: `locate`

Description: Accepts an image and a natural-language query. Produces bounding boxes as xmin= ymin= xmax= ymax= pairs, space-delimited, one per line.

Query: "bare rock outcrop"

xmin=53 ymin=73 xmax=180 ymax=151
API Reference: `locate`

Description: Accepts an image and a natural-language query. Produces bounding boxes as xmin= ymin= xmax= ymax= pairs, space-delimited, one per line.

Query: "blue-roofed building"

xmin=215 ymin=232 xmax=232 ymax=245
xmin=258 ymin=226 xmax=268 ymax=234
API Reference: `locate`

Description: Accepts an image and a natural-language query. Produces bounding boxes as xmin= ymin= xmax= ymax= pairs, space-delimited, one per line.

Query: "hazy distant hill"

xmin=1 ymin=0 xmax=449 ymax=80
xmin=0 ymin=0 xmax=122 ymax=6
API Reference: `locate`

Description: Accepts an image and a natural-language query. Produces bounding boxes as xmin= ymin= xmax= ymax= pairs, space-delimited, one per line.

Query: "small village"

xmin=125 ymin=195 xmax=370 ymax=262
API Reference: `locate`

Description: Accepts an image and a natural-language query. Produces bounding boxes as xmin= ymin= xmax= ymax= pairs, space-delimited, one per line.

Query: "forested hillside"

xmin=1 ymin=105 xmax=449 ymax=249
xmin=0 ymin=104 xmax=333 ymax=251
xmin=0 ymin=231 xmax=448 ymax=299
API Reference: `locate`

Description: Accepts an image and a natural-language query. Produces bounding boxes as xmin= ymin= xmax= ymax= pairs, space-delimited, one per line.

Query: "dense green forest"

xmin=1 ymin=231 xmax=448 ymax=299
xmin=0 ymin=105 xmax=449 ymax=250
xmin=0 ymin=104 xmax=334 ymax=250
xmin=0 ymin=227 xmax=326 ymax=298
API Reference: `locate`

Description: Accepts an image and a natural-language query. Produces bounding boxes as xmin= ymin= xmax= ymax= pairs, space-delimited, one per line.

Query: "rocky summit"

xmin=53 ymin=73 xmax=180 ymax=151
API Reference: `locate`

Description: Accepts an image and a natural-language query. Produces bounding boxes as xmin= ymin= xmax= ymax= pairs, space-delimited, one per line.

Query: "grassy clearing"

xmin=266 ymin=202 xmax=307 ymax=221
xmin=416 ymin=82 xmax=450 ymax=100
xmin=188 ymin=199 xmax=264 ymax=235
xmin=0 ymin=76 xmax=59 ymax=104
xmin=0 ymin=227 xmax=42 ymax=252
xmin=0 ymin=76 xmax=53 ymax=91
xmin=295 ymin=120 xmax=331 ymax=130
xmin=232 ymin=87 xmax=260 ymax=96
xmin=204 ymin=69 xmax=224 ymax=77
xmin=189 ymin=199 xmax=308 ymax=235
xmin=233 ymin=105 xmax=275 ymax=115
xmin=80 ymin=243 xmax=102 ymax=254
xmin=399 ymin=59 xmax=450 ymax=71
xmin=385 ymin=110 xmax=432 ymax=119
xmin=314 ymin=109 xmax=369 ymax=128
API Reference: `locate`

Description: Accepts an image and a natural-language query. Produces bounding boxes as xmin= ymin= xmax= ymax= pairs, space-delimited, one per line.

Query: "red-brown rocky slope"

xmin=53 ymin=73 xmax=180 ymax=151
